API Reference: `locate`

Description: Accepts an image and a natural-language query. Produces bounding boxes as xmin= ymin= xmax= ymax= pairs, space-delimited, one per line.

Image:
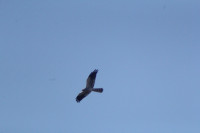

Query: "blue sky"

xmin=0 ymin=0 xmax=200 ymax=133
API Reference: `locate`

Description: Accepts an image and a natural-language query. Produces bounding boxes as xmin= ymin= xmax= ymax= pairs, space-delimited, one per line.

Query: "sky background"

xmin=0 ymin=0 xmax=200 ymax=133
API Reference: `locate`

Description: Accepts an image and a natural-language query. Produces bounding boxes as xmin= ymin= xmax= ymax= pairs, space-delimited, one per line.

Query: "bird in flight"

xmin=76 ymin=69 xmax=103 ymax=102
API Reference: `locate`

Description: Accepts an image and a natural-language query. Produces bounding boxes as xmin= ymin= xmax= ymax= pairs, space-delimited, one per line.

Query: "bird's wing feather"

xmin=76 ymin=90 xmax=90 ymax=102
xmin=86 ymin=69 xmax=98 ymax=88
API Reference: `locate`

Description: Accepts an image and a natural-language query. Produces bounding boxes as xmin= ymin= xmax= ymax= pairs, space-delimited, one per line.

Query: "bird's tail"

xmin=92 ymin=88 xmax=103 ymax=93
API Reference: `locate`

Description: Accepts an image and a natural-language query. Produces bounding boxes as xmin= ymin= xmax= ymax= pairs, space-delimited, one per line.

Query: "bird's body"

xmin=76 ymin=69 xmax=103 ymax=102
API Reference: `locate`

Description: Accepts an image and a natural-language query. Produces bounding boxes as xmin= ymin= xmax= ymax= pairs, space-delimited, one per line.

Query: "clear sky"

xmin=0 ymin=0 xmax=200 ymax=133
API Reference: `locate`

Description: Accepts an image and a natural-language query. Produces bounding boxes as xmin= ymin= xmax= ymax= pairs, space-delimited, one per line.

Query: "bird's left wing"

xmin=86 ymin=69 xmax=98 ymax=88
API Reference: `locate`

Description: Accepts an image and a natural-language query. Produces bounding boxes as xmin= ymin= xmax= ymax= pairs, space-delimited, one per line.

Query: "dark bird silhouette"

xmin=76 ymin=69 xmax=103 ymax=102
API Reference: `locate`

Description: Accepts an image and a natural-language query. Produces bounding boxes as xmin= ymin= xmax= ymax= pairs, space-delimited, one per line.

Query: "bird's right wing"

xmin=76 ymin=90 xmax=90 ymax=102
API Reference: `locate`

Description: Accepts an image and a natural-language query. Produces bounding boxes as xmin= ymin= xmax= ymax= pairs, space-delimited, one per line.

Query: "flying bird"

xmin=76 ymin=69 xmax=103 ymax=102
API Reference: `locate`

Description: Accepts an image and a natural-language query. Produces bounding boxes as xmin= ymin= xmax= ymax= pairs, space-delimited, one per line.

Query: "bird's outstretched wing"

xmin=86 ymin=69 xmax=98 ymax=88
xmin=76 ymin=90 xmax=91 ymax=102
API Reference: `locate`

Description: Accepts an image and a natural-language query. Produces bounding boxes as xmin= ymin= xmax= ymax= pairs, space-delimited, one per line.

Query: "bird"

xmin=76 ymin=69 xmax=103 ymax=102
